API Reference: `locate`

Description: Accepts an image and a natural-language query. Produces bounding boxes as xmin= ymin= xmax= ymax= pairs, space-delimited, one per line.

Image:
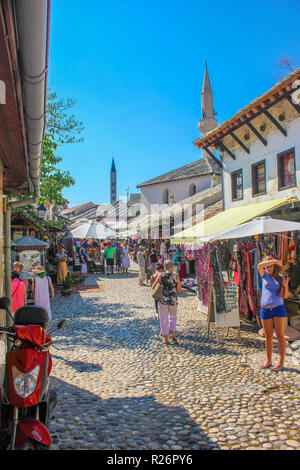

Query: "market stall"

xmin=171 ymin=216 xmax=300 ymax=341
xmin=71 ymin=220 xmax=115 ymax=273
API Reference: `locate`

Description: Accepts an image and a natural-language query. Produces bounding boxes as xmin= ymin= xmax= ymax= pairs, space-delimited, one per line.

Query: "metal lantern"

xmin=37 ymin=202 xmax=47 ymax=220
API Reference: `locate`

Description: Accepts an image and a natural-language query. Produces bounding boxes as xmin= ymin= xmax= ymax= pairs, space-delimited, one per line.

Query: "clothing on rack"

xmin=209 ymin=244 xmax=226 ymax=313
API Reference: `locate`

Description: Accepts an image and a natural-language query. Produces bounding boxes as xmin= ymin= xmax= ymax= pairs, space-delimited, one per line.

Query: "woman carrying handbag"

xmin=152 ymin=259 xmax=182 ymax=345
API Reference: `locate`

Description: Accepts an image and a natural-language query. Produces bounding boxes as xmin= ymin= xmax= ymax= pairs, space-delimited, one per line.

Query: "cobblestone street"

xmin=50 ymin=265 xmax=300 ymax=451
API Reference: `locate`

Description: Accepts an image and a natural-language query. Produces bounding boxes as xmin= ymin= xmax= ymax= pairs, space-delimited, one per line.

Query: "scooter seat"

xmin=14 ymin=305 xmax=49 ymax=329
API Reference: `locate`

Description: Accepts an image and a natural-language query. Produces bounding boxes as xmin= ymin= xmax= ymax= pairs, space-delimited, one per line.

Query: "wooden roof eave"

xmin=0 ymin=2 xmax=29 ymax=193
xmin=194 ymin=70 xmax=300 ymax=151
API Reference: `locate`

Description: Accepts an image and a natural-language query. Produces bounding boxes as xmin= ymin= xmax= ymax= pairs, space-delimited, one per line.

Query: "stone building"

xmin=193 ymin=68 xmax=300 ymax=219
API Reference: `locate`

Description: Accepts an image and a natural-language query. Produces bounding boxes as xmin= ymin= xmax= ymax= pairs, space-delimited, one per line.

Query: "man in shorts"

xmin=104 ymin=241 xmax=116 ymax=275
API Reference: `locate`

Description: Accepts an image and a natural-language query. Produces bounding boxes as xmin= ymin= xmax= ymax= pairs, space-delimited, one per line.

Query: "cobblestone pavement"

xmin=50 ymin=265 xmax=300 ymax=450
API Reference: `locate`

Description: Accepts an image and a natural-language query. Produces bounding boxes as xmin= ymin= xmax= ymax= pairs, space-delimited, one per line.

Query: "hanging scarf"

xmin=209 ymin=244 xmax=226 ymax=313
xmin=246 ymin=251 xmax=256 ymax=315
xmin=195 ymin=245 xmax=212 ymax=306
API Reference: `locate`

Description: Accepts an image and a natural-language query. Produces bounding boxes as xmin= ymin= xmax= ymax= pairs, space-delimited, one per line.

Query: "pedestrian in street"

xmin=137 ymin=246 xmax=146 ymax=286
xmin=152 ymin=259 xmax=182 ymax=345
xmin=150 ymin=263 xmax=164 ymax=316
xmin=122 ymin=242 xmax=130 ymax=274
xmin=12 ymin=261 xmax=28 ymax=294
xmin=257 ymin=256 xmax=290 ymax=372
xmin=31 ymin=266 xmax=54 ymax=322
xmin=149 ymin=248 xmax=158 ymax=276
xmin=56 ymin=246 xmax=68 ymax=285
xmin=11 ymin=265 xmax=27 ymax=316
xmin=79 ymin=248 xmax=88 ymax=276
xmin=104 ymin=241 xmax=116 ymax=275
xmin=82 ymin=239 xmax=89 ymax=255
xmin=115 ymin=242 xmax=123 ymax=273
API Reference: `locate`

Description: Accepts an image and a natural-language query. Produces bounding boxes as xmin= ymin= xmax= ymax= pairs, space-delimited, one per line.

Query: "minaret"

xmin=198 ymin=61 xmax=218 ymax=137
xmin=110 ymin=157 xmax=117 ymax=204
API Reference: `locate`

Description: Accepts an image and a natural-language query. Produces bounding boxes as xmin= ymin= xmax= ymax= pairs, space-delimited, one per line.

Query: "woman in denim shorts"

xmin=258 ymin=256 xmax=290 ymax=372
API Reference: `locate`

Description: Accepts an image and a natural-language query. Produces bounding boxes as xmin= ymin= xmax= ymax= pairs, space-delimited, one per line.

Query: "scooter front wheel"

xmin=19 ymin=439 xmax=49 ymax=450
xmin=18 ymin=439 xmax=36 ymax=450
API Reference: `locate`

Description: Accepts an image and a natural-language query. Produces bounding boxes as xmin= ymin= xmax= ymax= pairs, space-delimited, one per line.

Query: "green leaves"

xmin=39 ymin=88 xmax=85 ymax=206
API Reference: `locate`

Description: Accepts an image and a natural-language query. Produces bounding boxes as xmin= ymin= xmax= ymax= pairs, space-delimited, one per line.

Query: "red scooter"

xmin=0 ymin=297 xmax=66 ymax=450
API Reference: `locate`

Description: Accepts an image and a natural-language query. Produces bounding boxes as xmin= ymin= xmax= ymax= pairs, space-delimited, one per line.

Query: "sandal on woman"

xmin=270 ymin=366 xmax=284 ymax=372
xmin=172 ymin=336 xmax=178 ymax=344
xmin=260 ymin=363 xmax=272 ymax=369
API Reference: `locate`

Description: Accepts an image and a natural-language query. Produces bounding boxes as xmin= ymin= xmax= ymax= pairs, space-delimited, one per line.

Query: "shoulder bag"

xmin=152 ymin=282 xmax=163 ymax=301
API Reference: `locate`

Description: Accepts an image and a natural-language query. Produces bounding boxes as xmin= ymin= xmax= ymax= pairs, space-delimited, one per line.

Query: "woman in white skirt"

xmin=31 ymin=266 xmax=54 ymax=322
xmin=79 ymin=248 xmax=88 ymax=276
xmin=122 ymin=242 xmax=130 ymax=274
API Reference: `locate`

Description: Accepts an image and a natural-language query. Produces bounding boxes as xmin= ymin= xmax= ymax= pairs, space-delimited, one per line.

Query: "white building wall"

xmin=140 ymin=174 xmax=220 ymax=210
xmin=223 ymin=115 xmax=300 ymax=210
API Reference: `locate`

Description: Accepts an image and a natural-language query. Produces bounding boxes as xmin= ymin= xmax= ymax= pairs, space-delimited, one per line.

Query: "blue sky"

xmin=49 ymin=0 xmax=300 ymax=207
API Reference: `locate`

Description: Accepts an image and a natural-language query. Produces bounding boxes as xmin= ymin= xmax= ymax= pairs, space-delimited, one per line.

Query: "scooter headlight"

xmin=12 ymin=365 xmax=40 ymax=398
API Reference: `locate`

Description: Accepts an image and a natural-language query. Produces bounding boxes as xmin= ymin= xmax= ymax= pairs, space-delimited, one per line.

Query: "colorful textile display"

xmin=280 ymin=232 xmax=289 ymax=265
xmin=195 ymin=245 xmax=211 ymax=306
xmin=209 ymin=244 xmax=226 ymax=313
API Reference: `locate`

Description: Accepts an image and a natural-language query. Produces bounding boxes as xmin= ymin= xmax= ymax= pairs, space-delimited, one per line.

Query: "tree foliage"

xmin=40 ymin=135 xmax=76 ymax=206
xmin=39 ymin=89 xmax=85 ymax=206
xmin=46 ymin=89 xmax=85 ymax=145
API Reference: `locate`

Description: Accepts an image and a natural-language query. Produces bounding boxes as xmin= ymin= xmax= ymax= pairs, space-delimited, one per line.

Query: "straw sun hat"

xmin=31 ymin=265 xmax=45 ymax=275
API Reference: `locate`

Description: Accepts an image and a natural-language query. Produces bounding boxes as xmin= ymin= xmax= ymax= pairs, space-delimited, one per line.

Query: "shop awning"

xmin=207 ymin=216 xmax=300 ymax=241
xmin=170 ymin=196 xmax=296 ymax=244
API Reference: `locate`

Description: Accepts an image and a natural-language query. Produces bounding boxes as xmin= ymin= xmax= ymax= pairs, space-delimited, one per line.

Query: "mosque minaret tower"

xmin=110 ymin=157 xmax=117 ymax=204
xmin=198 ymin=61 xmax=218 ymax=147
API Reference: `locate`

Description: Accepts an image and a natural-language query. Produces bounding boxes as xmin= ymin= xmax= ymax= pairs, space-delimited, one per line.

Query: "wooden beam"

xmin=230 ymin=132 xmax=250 ymax=154
xmin=217 ymin=140 xmax=236 ymax=160
xmin=264 ymin=110 xmax=287 ymax=137
xmin=247 ymin=122 xmax=268 ymax=146
xmin=203 ymin=147 xmax=223 ymax=169
xmin=286 ymin=94 xmax=300 ymax=114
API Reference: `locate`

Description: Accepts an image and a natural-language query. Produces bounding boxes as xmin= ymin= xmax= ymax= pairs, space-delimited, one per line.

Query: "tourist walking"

xmin=115 ymin=243 xmax=123 ymax=273
xmin=11 ymin=266 xmax=26 ymax=316
xmin=149 ymin=248 xmax=158 ymax=276
xmin=79 ymin=248 xmax=88 ymax=276
xmin=31 ymin=266 xmax=54 ymax=322
xmin=152 ymin=259 xmax=182 ymax=345
xmin=12 ymin=261 xmax=28 ymax=293
xmin=104 ymin=241 xmax=116 ymax=275
xmin=122 ymin=242 xmax=130 ymax=274
xmin=137 ymin=246 xmax=146 ymax=286
xmin=56 ymin=246 xmax=68 ymax=285
xmin=257 ymin=256 xmax=290 ymax=372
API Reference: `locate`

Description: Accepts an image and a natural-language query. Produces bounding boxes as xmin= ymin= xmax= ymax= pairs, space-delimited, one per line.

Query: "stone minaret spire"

xmin=198 ymin=61 xmax=218 ymax=137
xmin=110 ymin=157 xmax=117 ymax=204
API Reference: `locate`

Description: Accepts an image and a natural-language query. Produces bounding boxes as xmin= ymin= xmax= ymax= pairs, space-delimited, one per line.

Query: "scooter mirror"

xmin=57 ymin=320 xmax=66 ymax=330
xmin=0 ymin=297 xmax=10 ymax=310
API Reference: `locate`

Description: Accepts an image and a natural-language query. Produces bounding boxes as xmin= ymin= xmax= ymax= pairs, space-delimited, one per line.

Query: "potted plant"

xmin=61 ymin=274 xmax=75 ymax=296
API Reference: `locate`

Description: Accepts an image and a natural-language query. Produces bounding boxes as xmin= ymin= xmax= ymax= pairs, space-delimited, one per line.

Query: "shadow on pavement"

xmin=51 ymin=376 xmax=218 ymax=450
xmin=52 ymin=354 xmax=103 ymax=373
xmin=53 ymin=295 xmax=240 ymax=359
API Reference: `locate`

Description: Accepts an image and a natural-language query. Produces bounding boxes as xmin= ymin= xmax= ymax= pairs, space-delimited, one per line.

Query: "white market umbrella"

xmin=71 ymin=220 xmax=116 ymax=239
xmin=207 ymin=216 xmax=300 ymax=242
